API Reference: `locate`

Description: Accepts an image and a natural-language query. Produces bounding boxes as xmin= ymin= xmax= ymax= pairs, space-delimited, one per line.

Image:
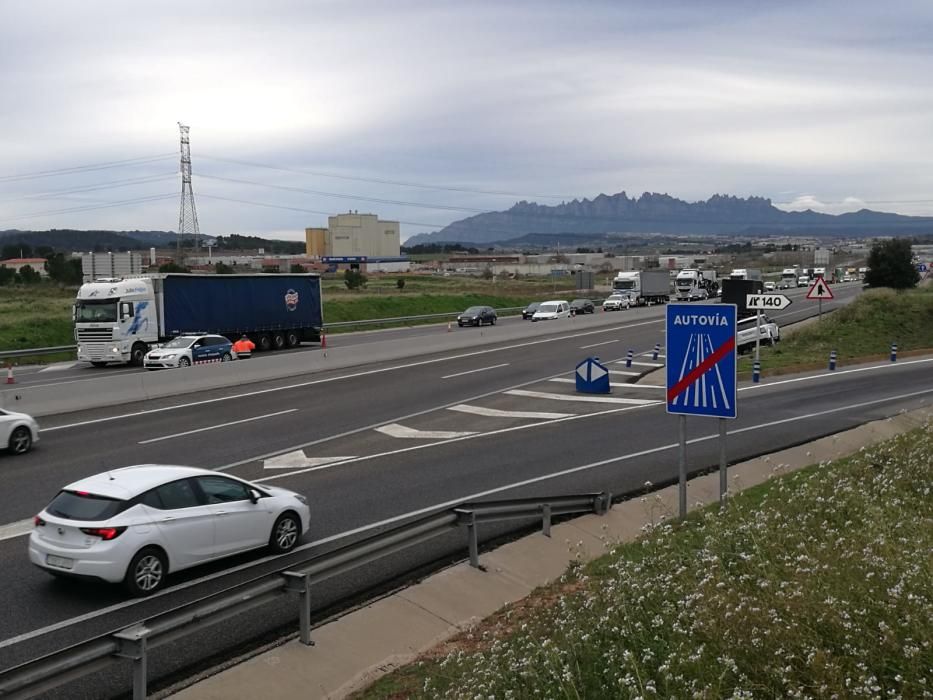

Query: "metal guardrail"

xmin=0 ymin=491 xmax=609 ymax=700
xmin=0 ymin=307 xmax=533 ymax=360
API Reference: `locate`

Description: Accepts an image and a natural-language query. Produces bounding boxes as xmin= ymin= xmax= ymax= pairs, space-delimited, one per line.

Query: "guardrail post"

xmin=541 ymin=503 xmax=552 ymax=537
xmin=283 ymin=571 xmax=314 ymax=646
xmin=114 ymin=624 xmax=150 ymax=700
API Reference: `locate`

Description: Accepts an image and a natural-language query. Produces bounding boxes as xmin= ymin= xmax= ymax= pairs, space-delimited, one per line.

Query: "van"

xmin=531 ymin=300 xmax=571 ymax=321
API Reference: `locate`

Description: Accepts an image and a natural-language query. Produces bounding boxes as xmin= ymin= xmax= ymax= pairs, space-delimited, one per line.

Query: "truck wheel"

xmin=257 ymin=334 xmax=273 ymax=352
xmin=285 ymin=331 xmax=300 ymax=348
xmin=272 ymin=332 xmax=286 ymax=350
xmin=130 ymin=343 xmax=147 ymax=367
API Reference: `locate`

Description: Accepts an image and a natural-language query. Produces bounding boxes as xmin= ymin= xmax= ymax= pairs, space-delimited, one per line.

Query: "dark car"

xmin=570 ymin=299 xmax=595 ymax=315
xmin=457 ymin=305 xmax=497 ymax=327
xmin=522 ymin=302 xmax=541 ymax=320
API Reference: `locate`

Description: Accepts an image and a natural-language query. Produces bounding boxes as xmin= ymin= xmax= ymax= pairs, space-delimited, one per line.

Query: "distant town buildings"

xmin=0 ymin=257 xmax=48 ymax=276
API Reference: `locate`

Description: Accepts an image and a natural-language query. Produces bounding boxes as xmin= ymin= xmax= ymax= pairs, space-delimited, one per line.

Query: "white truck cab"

xmin=74 ymin=277 xmax=159 ymax=366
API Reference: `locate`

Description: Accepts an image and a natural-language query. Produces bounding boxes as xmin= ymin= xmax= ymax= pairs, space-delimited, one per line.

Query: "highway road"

xmin=6 ymin=280 xmax=926 ymax=699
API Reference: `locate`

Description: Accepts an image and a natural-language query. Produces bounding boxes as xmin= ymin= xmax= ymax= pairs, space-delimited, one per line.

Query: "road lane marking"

xmin=1 ymin=386 xmax=929 ymax=650
xmin=447 ymin=404 xmax=574 ymax=420
xmin=506 ymin=389 xmax=658 ymax=405
xmin=264 ymin=452 xmax=357 ymax=469
xmin=38 ymin=362 xmax=78 ymax=372
xmin=580 ymin=340 xmax=618 ymax=349
xmin=0 ymin=519 xmax=33 ymax=542
xmin=376 ymin=423 xmax=477 ymax=439
xmin=441 ymin=363 xmax=510 ymax=379
xmin=608 ymin=370 xmax=640 ymax=376
xmin=618 ymin=361 xmax=664 ymax=368
xmin=137 ymin=409 xmax=298 ymax=444
xmin=41 ymin=319 xmax=663 ymax=431
xmin=548 ymin=378 xmax=664 ymax=390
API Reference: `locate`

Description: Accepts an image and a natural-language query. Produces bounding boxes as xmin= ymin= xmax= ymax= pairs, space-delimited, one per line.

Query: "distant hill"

xmin=0 ymin=229 xmax=175 ymax=252
xmin=405 ymin=192 xmax=933 ymax=245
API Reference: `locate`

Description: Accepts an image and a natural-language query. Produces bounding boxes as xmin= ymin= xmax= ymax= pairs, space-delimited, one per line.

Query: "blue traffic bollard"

xmin=890 ymin=343 xmax=897 ymax=362
xmin=652 ymin=343 xmax=660 ymax=361
xmin=625 ymin=349 xmax=634 ymax=367
xmin=752 ymin=360 xmax=761 ymax=383
xmin=829 ymin=349 xmax=837 ymax=371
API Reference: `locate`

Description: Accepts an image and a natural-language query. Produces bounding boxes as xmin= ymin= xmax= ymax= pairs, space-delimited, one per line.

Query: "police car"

xmin=143 ymin=334 xmax=236 ymax=370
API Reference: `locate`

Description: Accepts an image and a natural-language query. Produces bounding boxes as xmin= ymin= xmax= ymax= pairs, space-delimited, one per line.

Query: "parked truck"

xmin=674 ymin=269 xmax=719 ymax=300
xmin=74 ymin=273 xmax=324 ymax=367
xmin=720 ymin=278 xmax=765 ymax=319
xmin=612 ymin=270 xmax=670 ymax=305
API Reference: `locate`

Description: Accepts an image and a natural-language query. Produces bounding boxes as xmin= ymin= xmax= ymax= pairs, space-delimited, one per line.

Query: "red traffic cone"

xmin=321 ymin=333 xmax=327 ymax=350
xmin=5 ymin=365 xmax=14 ymax=384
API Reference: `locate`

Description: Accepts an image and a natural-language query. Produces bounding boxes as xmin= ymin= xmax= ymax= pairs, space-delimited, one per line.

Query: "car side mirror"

xmin=248 ymin=489 xmax=260 ymax=504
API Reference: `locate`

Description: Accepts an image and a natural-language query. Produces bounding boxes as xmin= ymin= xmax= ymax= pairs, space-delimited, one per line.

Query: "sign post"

xmin=745 ymin=294 xmax=793 ymax=372
xmin=666 ymin=304 xmax=738 ymax=515
xmin=805 ymin=276 xmax=834 ymax=320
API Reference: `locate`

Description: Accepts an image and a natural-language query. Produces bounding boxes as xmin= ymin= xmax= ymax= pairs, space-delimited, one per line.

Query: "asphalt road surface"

xmin=6 ymin=280 xmax=922 ymax=699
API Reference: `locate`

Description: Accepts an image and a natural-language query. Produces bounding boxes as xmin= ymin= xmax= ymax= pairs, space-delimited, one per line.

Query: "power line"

xmin=195 ymin=173 xmax=490 ymax=213
xmin=0 ymin=173 xmax=178 ymax=204
xmin=0 ymin=154 xmax=176 ymax=184
xmin=0 ymin=193 xmax=178 ymax=224
xmin=198 ymin=154 xmax=578 ymax=200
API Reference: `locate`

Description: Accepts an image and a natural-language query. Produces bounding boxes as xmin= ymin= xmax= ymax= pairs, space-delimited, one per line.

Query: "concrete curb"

xmin=168 ymin=406 xmax=932 ymax=700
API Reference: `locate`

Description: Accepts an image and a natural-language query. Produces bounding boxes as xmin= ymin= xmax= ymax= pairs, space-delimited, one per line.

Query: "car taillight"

xmin=80 ymin=527 xmax=126 ymax=541
xmin=34 ymin=516 xmax=46 ymax=527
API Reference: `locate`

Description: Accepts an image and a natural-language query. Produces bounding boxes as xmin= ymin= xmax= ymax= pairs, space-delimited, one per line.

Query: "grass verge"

xmin=741 ymin=286 xmax=933 ymax=376
xmin=356 ymin=423 xmax=933 ymax=699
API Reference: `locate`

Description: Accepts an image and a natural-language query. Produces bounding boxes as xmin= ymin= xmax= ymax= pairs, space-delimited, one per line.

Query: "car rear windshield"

xmin=46 ymin=491 xmax=128 ymax=521
xmin=464 ymin=307 xmax=483 ymax=314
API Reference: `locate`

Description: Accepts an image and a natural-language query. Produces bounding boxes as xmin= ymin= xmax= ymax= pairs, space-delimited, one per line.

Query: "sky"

xmin=1 ymin=0 xmax=932 ymax=242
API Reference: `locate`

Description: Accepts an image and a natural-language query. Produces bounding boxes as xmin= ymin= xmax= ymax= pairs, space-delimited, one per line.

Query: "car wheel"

xmin=269 ymin=512 xmax=301 ymax=553
xmin=130 ymin=343 xmax=148 ymax=366
xmin=221 ymin=352 xmax=232 ymax=362
xmin=491 ymin=317 xmax=497 ymax=325
xmin=285 ymin=330 xmax=300 ymax=347
xmin=8 ymin=426 xmax=32 ymax=455
xmin=124 ymin=547 xmax=167 ymax=596
xmin=178 ymin=357 xmax=191 ymax=368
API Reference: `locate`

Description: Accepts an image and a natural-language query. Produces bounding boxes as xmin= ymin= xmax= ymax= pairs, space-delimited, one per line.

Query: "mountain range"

xmin=405 ymin=192 xmax=933 ymax=246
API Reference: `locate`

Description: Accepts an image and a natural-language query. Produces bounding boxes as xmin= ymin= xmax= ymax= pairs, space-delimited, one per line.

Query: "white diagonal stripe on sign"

xmin=447 ymin=404 xmax=574 ymax=420
xmin=506 ymin=389 xmax=659 ymax=405
xmin=376 ymin=423 xmax=477 ymax=439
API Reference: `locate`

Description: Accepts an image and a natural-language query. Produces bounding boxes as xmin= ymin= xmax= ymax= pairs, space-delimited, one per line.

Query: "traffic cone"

xmin=5 ymin=365 xmax=14 ymax=384
xmin=447 ymin=321 xmax=452 ymax=332
xmin=321 ymin=333 xmax=327 ymax=357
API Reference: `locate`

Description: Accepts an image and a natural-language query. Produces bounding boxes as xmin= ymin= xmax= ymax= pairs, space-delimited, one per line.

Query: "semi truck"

xmin=612 ymin=270 xmax=670 ymax=305
xmin=674 ymin=269 xmax=719 ymax=300
xmin=728 ymin=268 xmax=762 ymax=281
xmin=74 ymin=273 xmax=324 ymax=367
xmin=720 ymin=278 xmax=765 ymax=319
xmin=779 ymin=268 xmax=798 ymax=289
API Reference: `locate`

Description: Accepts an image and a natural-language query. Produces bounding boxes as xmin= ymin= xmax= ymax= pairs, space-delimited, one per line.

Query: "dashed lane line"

xmin=137 ymin=409 xmax=298 ymax=444
xmin=441 ymin=363 xmax=509 ymax=379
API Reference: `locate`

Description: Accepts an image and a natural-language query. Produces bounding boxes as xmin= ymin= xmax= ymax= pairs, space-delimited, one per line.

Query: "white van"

xmin=532 ymin=300 xmax=571 ymax=321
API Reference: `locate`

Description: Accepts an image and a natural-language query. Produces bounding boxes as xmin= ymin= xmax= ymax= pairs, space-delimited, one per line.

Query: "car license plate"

xmin=46 ymin=555 xmax=74 ymax=570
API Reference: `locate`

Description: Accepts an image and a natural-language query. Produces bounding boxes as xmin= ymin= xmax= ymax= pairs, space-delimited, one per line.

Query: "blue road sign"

xmin=917 ymin=263 xmax=928 ymax=273
xmin=666 ymin=304 xmax=737 ymax=419
xmin=575 ymin=357 xmax=611 ymax=394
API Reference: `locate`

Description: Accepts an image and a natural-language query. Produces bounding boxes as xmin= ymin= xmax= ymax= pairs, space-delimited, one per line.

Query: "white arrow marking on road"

xmin=0 ymin=519 xmax=34 ymax=542
xmin=263 ymin=451 xmax=359 ymax=469
xmin=376 ymin=423 xmax=477 ymax=439
xmin=608 ymin=370 xmax=640 ymax=376
xmin=38 ymin=362 xmax=79 ymax=372
xmin=447 ymin=404 xmax=574 ymax=420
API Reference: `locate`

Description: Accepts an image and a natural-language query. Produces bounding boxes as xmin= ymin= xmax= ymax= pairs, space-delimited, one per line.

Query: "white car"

xmin=29 ymin=465 xmax=311 ymax=595
xmin=736 ymin=315 xmax=780 ymax=352
xmin=143 ymin=334 xmax=236 ymax=370
xmin=1 ymin=408 xmax=39 ymax=455
xmin=602 ymin=294 xmax=630 ymax=311
xmin=532 ymin=300 xmax=571 ymax=321
xmin=764 ymin=281 xmax=776 ymax=292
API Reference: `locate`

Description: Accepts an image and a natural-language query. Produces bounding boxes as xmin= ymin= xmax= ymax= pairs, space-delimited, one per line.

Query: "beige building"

xmin=305 ymin=213 xmax=400 ymax=258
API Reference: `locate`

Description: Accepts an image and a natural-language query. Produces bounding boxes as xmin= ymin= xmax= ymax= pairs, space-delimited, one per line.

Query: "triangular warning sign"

xmin=806 ymin=275 xmax=834 ymax=300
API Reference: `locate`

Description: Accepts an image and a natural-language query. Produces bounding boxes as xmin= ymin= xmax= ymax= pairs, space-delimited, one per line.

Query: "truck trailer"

xmin=612 ymin=270 xmax=670 ymax=305
xmin=74 ymin=273 xmax=324 ymax=366
xmin=674 ymin=269 xmax=719 ymax=300
xmin=719 ymin=278 xmax=765 ymax=319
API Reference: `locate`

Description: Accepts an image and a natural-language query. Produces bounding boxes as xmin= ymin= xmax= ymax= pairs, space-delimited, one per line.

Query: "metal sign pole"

xmin=755 ymin=309 xmax=761 ymax=363
xmin=819 ymin=297 xmax=822 ymax=321
xmin=719 ymin=418 xmax=727 ymax=506
xmin=678 ymin=414 xmax=687 ymax=518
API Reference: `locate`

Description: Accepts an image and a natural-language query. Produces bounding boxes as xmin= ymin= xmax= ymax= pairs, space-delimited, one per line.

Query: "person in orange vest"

xmin=233 ymin=334 xmax=255 ymax=359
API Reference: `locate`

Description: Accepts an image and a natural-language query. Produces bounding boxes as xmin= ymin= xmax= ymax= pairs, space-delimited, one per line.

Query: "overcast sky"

xmin=1 ymin=0 xmax=931 ymax=242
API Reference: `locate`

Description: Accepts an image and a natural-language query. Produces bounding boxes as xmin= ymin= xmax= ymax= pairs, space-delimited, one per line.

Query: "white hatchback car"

xmin=1 ymin=408 xmax=40 ymax=455
xmin=29 ymin=465 xmax=310 ymax=595
xmin=602 ymin=294 xmax=631 ymax=311
xmin=531 ymin=300 xmax=571 ymax=321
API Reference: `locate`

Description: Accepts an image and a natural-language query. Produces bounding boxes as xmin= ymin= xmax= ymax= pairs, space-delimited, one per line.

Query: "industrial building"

xmin=305 ymin=213 xmax=400 ymax=259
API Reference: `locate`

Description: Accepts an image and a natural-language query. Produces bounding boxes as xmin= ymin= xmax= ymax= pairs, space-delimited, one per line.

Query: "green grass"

xmin=0 ymin=285 xmax=77 ymax=353
xmin=356 ymin=424 xmax=933 ymax=699
xmin=323 ymin=294 xmax=536 ymax=326
xmin=742 ymin=286 xmax=933 ymax=375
